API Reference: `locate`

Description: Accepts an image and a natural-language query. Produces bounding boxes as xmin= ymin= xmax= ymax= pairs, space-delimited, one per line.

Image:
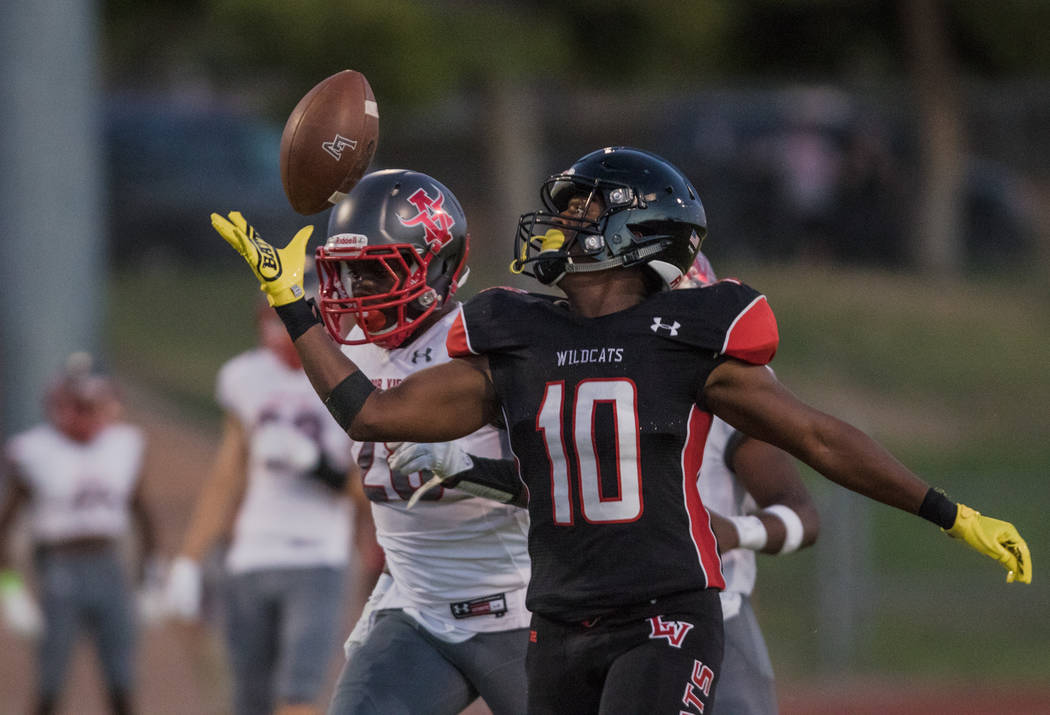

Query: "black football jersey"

xmin=447 ymin=282 xmax=778 ymax=622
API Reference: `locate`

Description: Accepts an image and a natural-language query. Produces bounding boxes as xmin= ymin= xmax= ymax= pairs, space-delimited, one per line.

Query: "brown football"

xmin=280 ymin=70 xmax=379 ymax=215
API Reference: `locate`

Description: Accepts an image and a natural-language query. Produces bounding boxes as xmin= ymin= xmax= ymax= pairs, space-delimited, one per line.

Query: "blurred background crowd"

xmin=1 ymin=1 xmax=1048 ymax=713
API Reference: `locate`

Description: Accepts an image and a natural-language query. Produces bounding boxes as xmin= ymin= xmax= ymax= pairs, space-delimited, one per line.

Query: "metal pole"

xmin=0 ymin=0 xmax=105 ymax=435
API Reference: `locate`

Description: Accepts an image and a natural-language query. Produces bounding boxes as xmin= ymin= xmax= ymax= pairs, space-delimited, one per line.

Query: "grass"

xmin=106 ymin=261 xmax=1050 ymax=683
xmin=107 ymin=266 xmax=261 ymax=421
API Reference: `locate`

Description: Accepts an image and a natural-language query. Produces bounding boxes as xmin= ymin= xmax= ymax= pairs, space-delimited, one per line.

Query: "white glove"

xmin=250 ymin=423 xmax=320 ymax=474
xmin=0 ymin=570 xmax=44 ymax=638
xmin=388 ymin=441 xmax=473 ymax=479
xmin=163 ymin=556 xmax=203 ymax=622
xmin=389 ymin=442 xmax=474 ymax=509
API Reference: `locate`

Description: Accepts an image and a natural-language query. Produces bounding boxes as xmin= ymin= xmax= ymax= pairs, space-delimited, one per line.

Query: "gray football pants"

xmin=35 ymin=547 xmax=136 ymax=700
xmin=711 ymin=596 xmax=778 ymax=715
xmin=328 ymin=609 xmax=529 ymax=715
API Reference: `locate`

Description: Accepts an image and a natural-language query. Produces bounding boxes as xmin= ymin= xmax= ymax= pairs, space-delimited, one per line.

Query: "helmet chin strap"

xmin=556 ymin=240 xmax=672 ymax=278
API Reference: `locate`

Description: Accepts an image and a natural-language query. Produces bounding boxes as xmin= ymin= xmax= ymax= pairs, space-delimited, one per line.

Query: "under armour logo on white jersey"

xmin=321 ymin=134 xmax=359 ymax=160
xmin=648 ymin=615 xmax=694 ymax=648
xmin=411 ymin=348 xmax=433 ymax=364
xmin=650 ymin=317 xmax=681 ymax=336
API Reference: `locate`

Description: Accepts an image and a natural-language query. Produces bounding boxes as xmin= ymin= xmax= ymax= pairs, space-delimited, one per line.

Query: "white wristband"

xmin=762 ymin=504 xmax=805 ymax=554
xmin=728 ymin=515 xmax=768 ymax=551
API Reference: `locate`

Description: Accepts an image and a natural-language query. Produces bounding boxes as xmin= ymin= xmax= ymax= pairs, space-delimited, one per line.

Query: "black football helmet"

xmin=316 ymin=169 xmax=470 ymax=348
xmin=512 ymin=147 xmax=707 ymax=288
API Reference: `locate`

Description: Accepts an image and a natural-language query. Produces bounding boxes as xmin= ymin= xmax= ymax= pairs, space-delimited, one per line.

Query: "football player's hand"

xmin=0 ymin=569 xmax=43 ymax=638
xmin=389 ymin=442 xmax=474 ymax=509
xmin=210 ymin=211 xmax=313 ymax=306
xmin=946 ymin=504 xmax=1032 ymax=584
xmin=389 ymin=441 xmax=473 ymax=479
xmin=163 ymin=556 xmax=203 ymax=621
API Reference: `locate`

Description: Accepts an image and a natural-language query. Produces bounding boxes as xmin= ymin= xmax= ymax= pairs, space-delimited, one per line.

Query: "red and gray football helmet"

xmin=513 ymin=147 xmax=707 ymax=289
xmin=315 ymin=169 xmax=470 ymax=348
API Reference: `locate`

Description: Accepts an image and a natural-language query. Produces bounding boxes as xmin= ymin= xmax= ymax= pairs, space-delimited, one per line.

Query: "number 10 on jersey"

xmin=537 ymin=379 xmax=643 ymax=525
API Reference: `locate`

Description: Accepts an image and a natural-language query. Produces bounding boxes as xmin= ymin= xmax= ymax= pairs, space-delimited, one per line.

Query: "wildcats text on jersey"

xmin=555 ymin=347 xmax=624 ymax=367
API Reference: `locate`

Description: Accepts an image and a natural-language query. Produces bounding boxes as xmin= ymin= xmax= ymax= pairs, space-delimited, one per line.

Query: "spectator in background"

xmin=0 ymin=353 xmax=158 ymax=715
xmin=164 ymin=303 xmax=381 ymax=715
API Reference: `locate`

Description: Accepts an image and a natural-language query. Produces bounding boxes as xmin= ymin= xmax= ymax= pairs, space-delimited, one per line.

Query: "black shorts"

xmin=525 ymin=589 xmax=724 ymax=714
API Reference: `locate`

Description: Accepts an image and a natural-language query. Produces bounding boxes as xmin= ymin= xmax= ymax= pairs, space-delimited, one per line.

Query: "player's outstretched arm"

xmin=211 ymin=211 xmax=494 ymax=443
xmin=705 ymin=359 xmax=1031 ymax=584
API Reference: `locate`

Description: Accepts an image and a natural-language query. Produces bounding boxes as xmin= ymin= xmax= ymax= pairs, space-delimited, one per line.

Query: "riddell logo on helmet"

xmin=399 ymin=188 xmax=455 ymax=250
xmin=328 ymin=233 xmax=368 ymax=251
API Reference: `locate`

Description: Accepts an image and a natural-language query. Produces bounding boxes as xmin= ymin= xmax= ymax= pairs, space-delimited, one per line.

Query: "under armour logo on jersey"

xmin=650 ymin=317 xmax=681 ymax=336
xmin=400 ymin=187 xmax=455 ymax=251
xmin=321 ymin=134 xmax=358 ymax=160
xmin=411 ymin=348 xmax=433 ymax=364
xmin=648 ymin=615 xmax=694 ymax=648
xmin=449 ymin=593 xmax=508 ymax=619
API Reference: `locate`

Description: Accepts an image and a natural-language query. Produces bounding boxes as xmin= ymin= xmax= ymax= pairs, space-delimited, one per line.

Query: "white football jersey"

xmin=6 ymin=422 xmax=145 ymax=544
xmin=218 ymin=348 xmax=354 ymax=573
xmin=696 ymin=417 xmax=758 ymax=603
xmin=343 ymin=307 xmax=532 ymax=640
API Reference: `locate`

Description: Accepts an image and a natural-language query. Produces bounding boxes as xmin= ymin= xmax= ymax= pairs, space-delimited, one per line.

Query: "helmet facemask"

xmin=316 ymin=239 xmax=440 ymax=349
xmin=514 ymin=174 xmax=637 ymax=285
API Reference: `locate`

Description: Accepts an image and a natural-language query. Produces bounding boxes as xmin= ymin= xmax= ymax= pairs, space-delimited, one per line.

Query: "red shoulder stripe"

xmin=722 ymin=295 xmax=778 ymax=364
xmin=446 ymin=308 xmax=476 ymax=357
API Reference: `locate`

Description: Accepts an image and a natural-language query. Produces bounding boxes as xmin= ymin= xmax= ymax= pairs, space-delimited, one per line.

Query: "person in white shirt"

xmin=313 ymin=169 xmax=531 ymax=715
xmin=164 ymin=304 xmax=380 ymax=715
xmin=0 ymin=353 xmax=157 ymax=715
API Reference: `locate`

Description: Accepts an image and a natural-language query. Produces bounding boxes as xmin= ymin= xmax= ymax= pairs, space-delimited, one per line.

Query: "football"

xmin=280 ymin=69 xmax=379 ymax=215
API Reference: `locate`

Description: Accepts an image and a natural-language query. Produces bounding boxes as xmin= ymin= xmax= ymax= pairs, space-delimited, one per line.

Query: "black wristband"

xmin=324 ymin=371 xmax=376 ymax=432
xmin=918 ymin=487 xmax=958 ymax=529
xmin=274 ymin=299 xmax=321 ymax=342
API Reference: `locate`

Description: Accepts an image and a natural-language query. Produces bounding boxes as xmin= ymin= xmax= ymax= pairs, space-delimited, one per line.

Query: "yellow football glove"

xmin=946 ymin=504 xmax=1032 ymax=584
xmin=210 ymin=211 xmax=313 ymax=307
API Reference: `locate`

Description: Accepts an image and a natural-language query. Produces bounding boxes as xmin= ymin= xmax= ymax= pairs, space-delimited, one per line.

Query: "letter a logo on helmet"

xmin=399 ymin=188 xmax=455 ymax=252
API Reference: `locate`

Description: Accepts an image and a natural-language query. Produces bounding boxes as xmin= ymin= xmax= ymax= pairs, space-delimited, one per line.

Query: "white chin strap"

xmin=456 ymin=266 xmax=470 ymax=289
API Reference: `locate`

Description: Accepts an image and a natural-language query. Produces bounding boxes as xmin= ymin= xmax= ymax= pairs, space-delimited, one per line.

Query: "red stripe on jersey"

xmin=445 ymin=307 xmax=476 ymax=357
xmin=722 ymin=295 xmax=778 ymax=365
xmin=681 ymin=406 xmax=725 ymax=589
